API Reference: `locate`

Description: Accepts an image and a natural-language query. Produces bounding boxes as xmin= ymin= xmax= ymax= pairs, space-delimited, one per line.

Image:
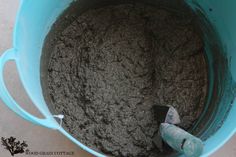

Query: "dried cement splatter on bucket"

xmin=44 ymin=4 xmax=208 ymax=157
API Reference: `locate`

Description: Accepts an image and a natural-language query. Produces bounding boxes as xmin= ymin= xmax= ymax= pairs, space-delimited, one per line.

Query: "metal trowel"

xmin=153 ymin=105 xmax=204 ymax=157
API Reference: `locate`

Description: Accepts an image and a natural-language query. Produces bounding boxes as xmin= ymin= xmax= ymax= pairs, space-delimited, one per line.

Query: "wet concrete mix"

xmin=42 ymin=3 xmax=208 ymax=157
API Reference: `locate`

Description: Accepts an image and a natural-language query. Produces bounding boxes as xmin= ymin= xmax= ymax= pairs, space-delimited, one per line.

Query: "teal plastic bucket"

xmin=0 ymin=0 xmax=236 ymax=156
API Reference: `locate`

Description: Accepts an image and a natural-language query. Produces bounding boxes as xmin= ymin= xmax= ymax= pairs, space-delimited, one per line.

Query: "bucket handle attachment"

xmin=0 ymin=49 xmax=58 ymax=129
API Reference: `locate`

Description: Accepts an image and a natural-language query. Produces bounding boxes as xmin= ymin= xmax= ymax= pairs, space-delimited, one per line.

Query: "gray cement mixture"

xmin=43 ymin=4 xmax=208 ymax=157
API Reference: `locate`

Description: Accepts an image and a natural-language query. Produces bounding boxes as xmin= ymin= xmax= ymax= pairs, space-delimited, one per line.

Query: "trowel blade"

xmin=153 ymin=105 xmax=170 ymax=123
xmin=153 ymin=105 xmax=180 ymax=124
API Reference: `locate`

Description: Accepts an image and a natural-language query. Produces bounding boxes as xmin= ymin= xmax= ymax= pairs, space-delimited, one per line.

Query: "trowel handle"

xmin=160 ymin=123 xmax=204 ymax=157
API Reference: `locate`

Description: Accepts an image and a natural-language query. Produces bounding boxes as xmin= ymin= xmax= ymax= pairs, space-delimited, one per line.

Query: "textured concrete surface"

xmin=0 ymin=0 xmax=235 ymax=157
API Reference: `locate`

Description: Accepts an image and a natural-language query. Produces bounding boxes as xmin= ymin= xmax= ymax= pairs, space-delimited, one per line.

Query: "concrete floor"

xmin=0 ymin=0 xmax=235 ymax=157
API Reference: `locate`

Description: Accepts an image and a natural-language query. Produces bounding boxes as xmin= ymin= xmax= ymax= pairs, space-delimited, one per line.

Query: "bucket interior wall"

xmin=13 ymin=0 xmax=236 ymax=156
